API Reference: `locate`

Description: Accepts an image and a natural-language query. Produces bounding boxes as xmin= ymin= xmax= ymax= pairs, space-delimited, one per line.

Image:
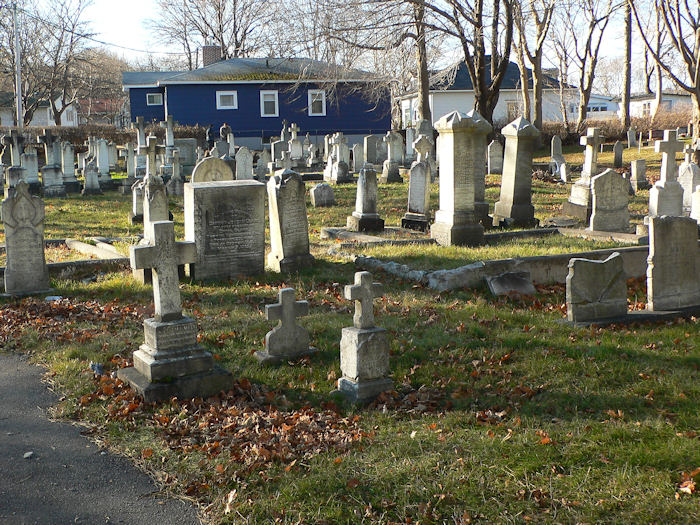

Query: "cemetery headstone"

xmin=549 ymin=135 xmax=567 ymax=181
xmin=81 ymin=159 xmax=102 ymax=196
xmin=165 ymin=150 xmax=184 ymax=196
xmin=335 ymin=271 xmax=393 ymax=403
xmin=267 ymin=170 xmax=314 ymax=273
xmin=254 ymin=287 xmax=317 ymax=365
xmin=566 ymin=252 xmax=627 ymax=322
xmin=118 ymin=220 xmax=232 ymax=401
xmin=190 ymin=157 xmax=234 ymax=182
xmin=256 ymin=149 xmax=271 ymax=179
xmin=649 ymin=130 xmax=684 ymax=218
xmin=492 ymin=117 xmax=540 ymax=227
xmin=402 ymin=152 xmax=431 ymax=231
xmin=1 ymin=181 xmax=52 ymax=296
xmin=589 ymin=169 xmax=630 ymax=232
xmin=310 ymin=183 xmax=335 ymax=207
xmin=347 ymin=164 xmax=384 ymax=232
xmin=629 ymin=159 xmax=650 ymax=191
xmin=678 ymin=145 xmax=700 ymax=214
xmin=647 ymin=216 xmax=700 ymax=310
xmin=352 ymin=143 xmax=364 ymax=173
xmin=38 ymin=130 xmax=66 ymax=198
xmin=185 ymin=179 xmax=265 ymax=281
xmin=61 ymin=142 xmax=80 ymax=193
xmin=235 ymin=146 xmax=254 ymax=180
xmin=380 ymin=131 xmax=403 ymax=183
xmin=627 ymin=127 xmax=637 ymax=148
xmin=405 ymin=127 xmax=416 ymax=163
xmin=613 ymin=140 xmax=624 ymax=168
xmin=430 ymin=110 xmax=492 ymax=246
xmin=487 ymin=139 xmax=503 ymax=175
xmin=563 ymin=127 xmax=602 ymax=220
xmin=130 ymin=179 xmax=145 ymax=223
xmin=691 ymin=186 xmax=700 ymax=224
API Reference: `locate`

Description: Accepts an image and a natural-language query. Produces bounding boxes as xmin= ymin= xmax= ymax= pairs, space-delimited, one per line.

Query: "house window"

xmin=260 ymin=90 xmax=279 ymax=117
xmin=146 ymin=93 xmax=163 ymax=106
xmin=642 ymin=102 xmax=651 ymax=117
xmin=216 ymin=91 xmax=238 ymax=110
xmin=308 ymin=89 xmax=326 ymax=116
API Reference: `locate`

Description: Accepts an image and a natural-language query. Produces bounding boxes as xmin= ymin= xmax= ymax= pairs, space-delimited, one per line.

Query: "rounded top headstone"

xmin=190 ymin=157 xmax=234 ymax=183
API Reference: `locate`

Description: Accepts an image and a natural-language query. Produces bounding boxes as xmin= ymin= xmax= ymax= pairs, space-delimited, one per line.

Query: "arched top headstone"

xmin=190 ymin=157 xmax=234 ymax=183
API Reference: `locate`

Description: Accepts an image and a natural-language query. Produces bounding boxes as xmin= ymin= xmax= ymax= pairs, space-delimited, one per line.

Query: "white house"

xmin=398 ymin=60 xmax=581 ymax=127
xmin=0 ymin=92 xmax=78 ymax=127
xmin=627 ymin=91 xmax=693 ymax=118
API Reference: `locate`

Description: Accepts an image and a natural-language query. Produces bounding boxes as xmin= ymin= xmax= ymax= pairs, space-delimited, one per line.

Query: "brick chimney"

xmin=201 ymin=45 xmax=222 ymax=67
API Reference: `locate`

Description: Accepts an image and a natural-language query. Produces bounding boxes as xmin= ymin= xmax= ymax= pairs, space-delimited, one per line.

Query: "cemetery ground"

xmin=2 ymin=144 xmax=700 ymax=523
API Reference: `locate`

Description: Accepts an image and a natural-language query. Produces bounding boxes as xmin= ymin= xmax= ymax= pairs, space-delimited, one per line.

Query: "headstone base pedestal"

xmin=401 ymin=213 xmax=430 ymax=232
xmin=64 ymin=181 xmax=82 ymax=194
xmin=347 ymin=214 xmax=385 ymax=233
xmin=254 ymin=346 xmax=318 ymax=365
xmin=27 ymin=182 xmax=42 ymax=196
xmin=492 ymin=203 xmax=536 ymax=227
xmin=379 ymin=161 xmax=402 ymax=183
xmin=430 ymin=222 xmax=484 ymax=246
xmin=43 ymin=186 xmax=66 ymax=198
xmin=0 ymin=287 xmax=54 ymax=298
xmin=129 ymin=212 xmax=143 ymax=225
xmin=117 ymin=366 xmax=232 ymax=403
xmin=267 ymin=253 xmax=315 ymax=273
xmin=562 ymin=200 xmax=592 ymax=221
xmin=334 ymin=377 xmax=394 ymax=404
xmin=82 ymin=186 xmax=102 ymax=196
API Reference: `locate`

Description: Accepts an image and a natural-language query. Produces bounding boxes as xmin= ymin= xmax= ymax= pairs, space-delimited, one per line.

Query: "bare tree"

xmin=620 ymin=0 xmax=632 ymax=128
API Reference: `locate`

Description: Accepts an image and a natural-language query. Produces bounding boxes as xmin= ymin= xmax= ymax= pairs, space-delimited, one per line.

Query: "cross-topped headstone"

xmin=580 ymin=128 xmax=601 ymax=178
xmin=159 ymin=115 xmax=175 ymax=147
xmin=289 ymin=123 xmax=300 ymax=140
xmin=683 ymin=144 xmax=697 ymax=164
xmin=280 ymin=150 xmax=292 ymax=171
xmin=134 ymin=116 xmax=146 ymax=148
xmin=39 ymin=129 xmax=60 ymax=166
xmin=345 ymin=271 xmax=384 ymax=329
xmin=280 ymin=119 xmax=290 ymax=142
xmin=413 ymin=135 xmax=433 ymax=164
xmin=655 ymin=129 xmax=684 ymax=183
xmin=2 ymin=130 xmax=25 ymax=166
xmin=130 ymin=221 xmax=196 ymax=322
xmin=266 ymin=287 xmax=309 ymax=327
xmin=138 ymin=135 xmax=166 ymax=177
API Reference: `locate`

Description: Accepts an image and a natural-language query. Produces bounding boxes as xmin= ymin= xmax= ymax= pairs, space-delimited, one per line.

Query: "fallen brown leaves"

xmin=677 ymin=468 xmax=700 ymax=498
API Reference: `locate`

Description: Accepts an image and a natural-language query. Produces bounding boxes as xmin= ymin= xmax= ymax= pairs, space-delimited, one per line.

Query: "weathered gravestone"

xmin=256 ymin=149 xmax=271 ymax=179
xmin=629 ymin=159 xmax=650 ymax=191
xmin=310 ymin=183 xmax=335 ymax=207
xmin=493 ymin=117 xmax=540 ymax=227
xmin=589 ymin=169 xmax=630 ymax=233
xmin=486 ymin=271 xmax=536 ymax=297
xmin=646 ymin=216 xmax=700 ymax=311
xmin=118 ymin=220 xmax=232 ymax=402
xmin=185 ymin=180 xmax=265 ymax=281
xmin=61 ymin=142 xmax=80 ymax=193
xmin=173 ymin=138 xmax=198 ymax=175
xmin=1 ymin=181 xmax=52 ymax=296
xmin=39 ymin=129 xmax=66 ymax=198
xmin=678 ymin=145 xmax=700 ymax=214
xmin=563 ymin=127 xmax=602 ymax=220
xmin=613 ymin=140 xmax=624 ymax=168
xmin=549 ymin=135 xmax=567 ymax=181
xmin=627 ymin=127 xmax=638 ymax=148
xmin=487 ymin=139 xmax=503 ymax=175
xmin=364 ymin=135 xmax=384 ymax=165
xmin=267 ymin=170 xmax=314 ymax=273
xmin=430 ymin=110 xmax=492 ymax=246
xmin=402 ymin=135 xmax=433 ymax=231
xmin=21 ymin=148 xmax=40 ymax=194
xmin=380 ymin=131 xmax=403 ymax=183
xmin=81 ymin=159 xmax=102 ymax=196
xmin=134 ymin=174 xmax=170 ymax=284
xmin=235 ymin=146 xmax=254 ymax=180
xmin=165 ymin=150 xmax=184 ymax=196
xmin=335 ymin=271 xmax=393 ymax=403
xmin=130 ymin=179 xmax=145 ymax=224
xmin=96 ymin=139 xmax=111 ymax=185
xmin=190 ymin=157 xmax=234 ymax=182
xmin=691 ymin=187 xmax=700 ymax=224
xmin=649 ymin=130 xmax=684 ymax=218
xmin=133 ymin=116 xmax=147 ymax=175
xmin=566 ymin=252 xmax=627 ymax=322
xmin=347 ymin=164 xmax=384 ymax=232
xmin=352 ymin=143 xmax=364 ymax=173
xmin=254 ymin=287 xmax=317 ymax=365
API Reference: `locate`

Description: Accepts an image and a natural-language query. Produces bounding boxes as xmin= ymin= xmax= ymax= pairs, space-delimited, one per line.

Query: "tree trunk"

xmin=414 ymin=3 xmax=431 ymax=123
xmin=652 ymin=63 xmax=662 ymax=121
xmin=532 ymin=51 xmax=543 ymax=129
xmin=692 ymin=90 xmax=700 ymax=144
xmin=621 ymin=1 xmax=632 ymax=129
xmin=514 ymin=39 xmax=531 ymax=121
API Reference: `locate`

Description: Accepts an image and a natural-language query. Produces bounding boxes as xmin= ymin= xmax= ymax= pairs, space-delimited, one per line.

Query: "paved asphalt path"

xmin=0 ymin=353 xmax=201 ymax=525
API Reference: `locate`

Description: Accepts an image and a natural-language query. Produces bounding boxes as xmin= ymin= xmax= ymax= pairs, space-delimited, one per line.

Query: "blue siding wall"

xmin=129 ymin=87 xmax=166 ymax=123
xmin=162 ymin=82 xmax=390 ymax=138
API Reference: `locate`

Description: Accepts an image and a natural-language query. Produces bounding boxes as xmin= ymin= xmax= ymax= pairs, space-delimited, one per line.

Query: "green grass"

xmin=1 ymin=144 xmax=699 ymax=523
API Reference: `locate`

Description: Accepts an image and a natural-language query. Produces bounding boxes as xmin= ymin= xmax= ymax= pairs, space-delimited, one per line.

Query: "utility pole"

xmin=13 ymin=1 xmax=23 ymax=129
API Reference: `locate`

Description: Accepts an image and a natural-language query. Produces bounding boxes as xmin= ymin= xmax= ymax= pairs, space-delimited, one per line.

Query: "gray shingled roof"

xmin=122 ymin=71 xmax=188 ymax=87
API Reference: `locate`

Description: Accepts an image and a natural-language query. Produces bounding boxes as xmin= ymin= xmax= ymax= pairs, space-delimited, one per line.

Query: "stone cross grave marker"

xmin=413 ymin=135 xmax=432 ymax=164
xmin=655 ymin=129 xmax=684 ymax=183
xmin=255 ymin=287 xmax=317 ymax=364
xmin=139 ymin=135 xmax=166 ymax=178
xmin=130 ymin=221 xmax=196 ymax=322
xmin=346 ymin=271 xmax=384 ymax=330
xmin=649 ymin=130 xmax=684 ymax=217
xmin=3 ymin=129 xmax=25 ymax=166
xmin=39 ymin=129 xmax=60 ymax=166
xmin=580 ymin=127 xmax=601 ymax=179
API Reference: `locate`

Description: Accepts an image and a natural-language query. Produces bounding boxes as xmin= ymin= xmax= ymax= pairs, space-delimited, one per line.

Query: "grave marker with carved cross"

xmin=344 ymin=271 xmax=384 ymax=329
xmin=138 ymin=135 xmax=166 ymax=177
xmin=579 ymin=128 xmax=601 ymax=178
xmin=655 ymin=130 xmax=684 ymax=183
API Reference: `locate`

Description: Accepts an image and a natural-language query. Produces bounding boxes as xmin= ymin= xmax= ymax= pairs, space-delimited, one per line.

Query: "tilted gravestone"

xmin=549 ymin=135 xmax=566 ymax=181
xmin=347 ymin=164 xmax=384 ymax=232
xmin=184 ymin=179 xmax=265 ymax=281
xmin=335 ymin=271 xmax=393 ymax=403
xmin=492 ymin=117 xmax=540 ymax=227
xmin=254 ymin=287 xmax=317 ymax=365
xmin=646 ymin=216 xmax=700 ymax=311
xmin=267 ymin=170 xmax=314 ymax=273
xmin=566 ymin=252 xmax=627 ymax=322
xmin=1 ymin=181 xmax=53 ymax=297
xmin=589 ymin=169 xmax=630 ymax=233
xmin=118 ymin=220 xmax=232 ymax=402
xmin=430 ymin=110 xmax=492 ymax=246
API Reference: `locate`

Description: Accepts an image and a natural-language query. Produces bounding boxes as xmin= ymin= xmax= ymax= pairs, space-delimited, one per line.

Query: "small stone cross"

xmin=413 ymin=135 xmax=433 ymax=163
xmin=130 ymin=221 xmax=196 ymax=323
xmin=281 ymin=150 xmax=292 ymax=171
xmin=579 ymin=128 xmax=601 ymax=177
xmin=39 ymin=129 xmax=60 ymax=165
xmin=683 ymin=144 xmax=697 ymax=164
xmin=345 ymin=271 xmax=384 ymax=329
xmin=2 ymin=130 xmax=24 ymax=166
xmin=139 ymin=135 xmax=166 ymax=177
xmin=289 ymin=123 xmax=300 ymax=140
xmin=266 ymin=287 xmax=309 ymax=327
xmin=159 ymin=114 xmax=175 ymax=147
xmin=655 ymin=130 xmax=684 ymax=183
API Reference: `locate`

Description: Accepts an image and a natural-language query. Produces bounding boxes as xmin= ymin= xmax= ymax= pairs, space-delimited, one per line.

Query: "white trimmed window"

xmin=308 ymin=89 xmax=326 ymax=116
xmin=146 ymin=93 xmax=163 ymax=106
xmin=260 ymin=90 xmax=279 ymax=117
xmin=216 ymin=90 xmax=238 ymax=110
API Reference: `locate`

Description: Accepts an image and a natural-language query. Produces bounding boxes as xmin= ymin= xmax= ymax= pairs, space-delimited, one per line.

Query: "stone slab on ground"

xmin=561 ymin=305 xmax=700 ymax=328
xmin=0 ymin=353 xmax=201 ymax=525
xmin=557 ymin=228 xmax=645 ymax=245
xmin=486 ymin=271 xmax=537 ymax=296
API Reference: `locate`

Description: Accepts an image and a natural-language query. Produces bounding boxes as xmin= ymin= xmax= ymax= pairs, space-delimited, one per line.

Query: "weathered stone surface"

xmin=310 ymin=183 xmax=335 ymax=207
xmin=691 ymin=186 xmax=700 ymax=224
xmin=347 ymin=165 xmax=384 ymax=232
xmin=351 ymin=143 xmax=364 ymax=172
xmin=184 ymin=180 xmax=265 ymax=281
xmin=566 ymin=252 xmax=627 ymax=322
xmin=256 ymin=149 xmax=271 ymax=179
xmin=486 ymin=271 xmax=536 ymax=297
xmin=630 ymin=159 xmax=650 ymax=191
xmin=430 ymin=110 xmax=491 ymax=246
xmin=563 ymin=128 xmax=602 ymax=219
xmin=190 ymin=157 xmax=234 ymax=182
xmin=549 ymin=135 xmax=566 ymax=180
xmin=255 ymin=287 xmax=317 ymax=364
xmin=678 ymin=147 xmax=700 ymax=214
xmin=487 ymin=139 xmax=503 ymax=174
xmin=649 ymin=132 xmax=685 ymax=218
xmin=493 ymin=117 xmax=540 ymax=227
xmin=235 ymin=146 xmax=254 ymax=180
xmin=267 ymin=170 xmax=314 ymax=273
xmin=589 ymin=169 xmax=630 ymax=232
xmin=613 ymin=140 xmax=623 ymax=168
xmin=647 ymin=216 xmax=700 ymax=311
xmin=402 ymin=161 xmax=431 ymax=231
xmin=379 ymin=131 xmax=403 ymax=183
xmin=1 ymin=182 xmax=52 ymax=296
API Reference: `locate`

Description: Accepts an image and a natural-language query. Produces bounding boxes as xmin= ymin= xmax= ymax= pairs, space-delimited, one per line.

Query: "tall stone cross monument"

xmin=139 ymin=135 xmax=166 ymax=178
xmin=563 ymin=127 xmax=602 ymax=219
xmin=649 ymin=129 xmax=685 ymax=217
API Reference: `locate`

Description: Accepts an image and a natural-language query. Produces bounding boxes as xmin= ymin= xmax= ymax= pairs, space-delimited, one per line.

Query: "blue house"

xmin=122 ymin=56 xmax=391 ymax=148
